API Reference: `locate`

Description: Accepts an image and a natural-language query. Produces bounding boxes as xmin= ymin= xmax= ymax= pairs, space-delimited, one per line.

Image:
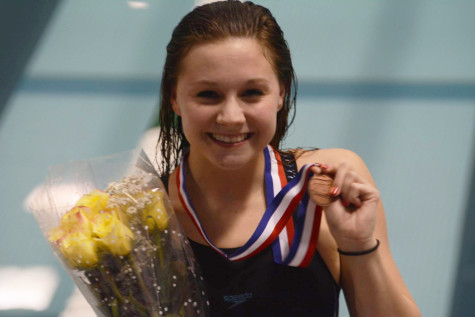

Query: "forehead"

xmin=177 ymin=37 xmax=278 ymax=82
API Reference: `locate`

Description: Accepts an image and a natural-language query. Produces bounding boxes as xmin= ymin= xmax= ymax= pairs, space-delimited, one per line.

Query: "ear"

xmin=170 ymin=89 xmax=181 ymax=116
xmin=277 ymin=83 xmax=285 ymax=111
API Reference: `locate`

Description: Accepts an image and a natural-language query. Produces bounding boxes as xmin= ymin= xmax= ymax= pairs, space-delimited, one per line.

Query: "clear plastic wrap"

xmin=28 ymin=150 xmax=209 ymax=317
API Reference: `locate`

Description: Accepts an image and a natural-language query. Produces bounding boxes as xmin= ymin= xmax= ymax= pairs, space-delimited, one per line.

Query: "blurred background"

xmin=0 ymin=0 xmax=474 ymax=316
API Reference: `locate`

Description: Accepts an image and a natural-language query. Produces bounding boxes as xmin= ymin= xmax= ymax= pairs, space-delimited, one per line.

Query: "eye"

xmin=243 ymin=89 xmax=263 ymax=97
xmin=197 ymin=90 xmax=219 ymax=99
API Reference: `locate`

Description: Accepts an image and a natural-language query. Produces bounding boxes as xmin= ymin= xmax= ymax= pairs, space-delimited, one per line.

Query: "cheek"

xmin=180 ymin=108 xmax=211 ymax=136
xmin=180 ymin=115 xmax=198 ymax=145
xmin=252 ymin=107 xmax=278 ymax=135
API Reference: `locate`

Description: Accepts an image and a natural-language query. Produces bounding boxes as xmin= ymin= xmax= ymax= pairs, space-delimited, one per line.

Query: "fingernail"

xmin=322 ymin=164 xmax=329 ymax=170
xmin=330 ymin=186 xmax=339 ymax=196
xmin=314 ymin=163 xmax=321 ymax=167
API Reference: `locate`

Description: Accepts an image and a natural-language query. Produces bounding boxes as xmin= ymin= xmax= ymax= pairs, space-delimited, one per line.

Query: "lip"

xmin=208 ymin=133 xmax=252 ymax=145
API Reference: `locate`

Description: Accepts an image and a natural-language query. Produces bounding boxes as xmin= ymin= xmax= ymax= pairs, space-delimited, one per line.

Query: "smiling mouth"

xmin=209 ymin=133 xmax=251 ymax=144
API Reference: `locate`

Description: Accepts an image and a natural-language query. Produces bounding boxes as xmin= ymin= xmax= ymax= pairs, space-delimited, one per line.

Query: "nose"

xmin=216 ymin=97 xmax=245 ymax=126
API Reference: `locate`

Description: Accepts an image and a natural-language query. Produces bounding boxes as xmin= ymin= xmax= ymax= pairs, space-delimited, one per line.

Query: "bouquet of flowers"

xmin=28 ymin=150 xmax=209 ymax=317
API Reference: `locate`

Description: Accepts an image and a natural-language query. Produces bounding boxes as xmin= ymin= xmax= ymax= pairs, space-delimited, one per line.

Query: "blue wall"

xmin=1 ymin=1 xmax=474 ymax=316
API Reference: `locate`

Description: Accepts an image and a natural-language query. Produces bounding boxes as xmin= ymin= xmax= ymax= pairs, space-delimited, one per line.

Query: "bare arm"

xmin=301 ymin=149 xmax=421 ymax=316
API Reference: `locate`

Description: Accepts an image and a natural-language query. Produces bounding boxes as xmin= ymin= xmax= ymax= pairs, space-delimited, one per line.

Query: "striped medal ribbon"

xmin=176 ymin=145 xmax=322 ymax=267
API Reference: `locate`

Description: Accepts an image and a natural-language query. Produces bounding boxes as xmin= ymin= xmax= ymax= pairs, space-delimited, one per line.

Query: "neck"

xmin=185 ymin=151 xmax=266 ymax=204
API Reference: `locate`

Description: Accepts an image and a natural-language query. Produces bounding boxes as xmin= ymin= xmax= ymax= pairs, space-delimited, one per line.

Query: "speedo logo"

xmin=223 ymin=292 xmax=253 ymax=309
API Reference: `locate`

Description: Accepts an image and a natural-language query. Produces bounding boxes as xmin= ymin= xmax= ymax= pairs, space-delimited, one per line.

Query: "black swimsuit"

xmin=163 ymin=152 xmax=340 ymax=317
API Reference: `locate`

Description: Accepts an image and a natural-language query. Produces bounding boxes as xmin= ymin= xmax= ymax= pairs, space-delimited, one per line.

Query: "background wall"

xmin=0 ymin=1 xmax=474 ymax=316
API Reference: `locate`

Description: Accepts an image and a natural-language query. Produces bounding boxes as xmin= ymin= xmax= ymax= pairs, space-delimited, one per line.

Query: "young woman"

xmin=157 ymin=1 xmax=421 ymax=316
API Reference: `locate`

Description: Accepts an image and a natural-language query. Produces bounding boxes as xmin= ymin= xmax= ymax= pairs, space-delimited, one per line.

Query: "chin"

xmin=209 ymin=149 xmax=261 ymax=171
xmin=213 ymin=156 xmax=251 ymax=171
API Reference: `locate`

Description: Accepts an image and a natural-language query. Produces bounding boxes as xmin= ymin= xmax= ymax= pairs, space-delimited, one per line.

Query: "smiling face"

xmin=171 ymin=37 xmax=284 ymax=171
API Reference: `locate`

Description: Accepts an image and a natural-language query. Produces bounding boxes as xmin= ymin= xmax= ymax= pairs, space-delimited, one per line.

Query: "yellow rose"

xmin=75 ymin=190 xmax=109 ymax=214
xmin=60 ymin=206 xmax=93 ymax=235
xmin=48 ymin=226 xmax=67 ymax=244
xmin=92 ymin=210 xmax=134 ymax=256
xmin=143 ymin=190 xmax=168 ymax=231
xmin=59 ymin=231 xmax=99 ymax=268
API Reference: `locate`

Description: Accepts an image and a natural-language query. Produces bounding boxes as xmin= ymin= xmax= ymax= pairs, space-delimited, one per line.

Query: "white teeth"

xmin=212 ymin=133 xmax=248 ymax=143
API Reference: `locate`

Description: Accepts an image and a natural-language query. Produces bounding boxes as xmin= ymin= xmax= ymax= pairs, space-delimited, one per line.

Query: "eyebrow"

xmin=245 ymin=78 xmax=270 ymax=85
xmin=192 ymin=78 xmax=270 ymax=86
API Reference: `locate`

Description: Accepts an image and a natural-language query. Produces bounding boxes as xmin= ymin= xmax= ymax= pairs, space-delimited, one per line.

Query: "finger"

xmin=330 ymin=163 xmax=350 ymax=194
xmin=310 ymin=163 xmax=323 ymax=175
xmin=342 ymin=182 xmax=379 ymax=208
xmin=341 ymin=182 xmax=363 ymax=208
xmin=320 ymin=163 xmax=337 ymax=178
xmin=339 ymin=169 xmax=359 ymax=201
xmin=355 ymin=182 xmax=380 ymax=203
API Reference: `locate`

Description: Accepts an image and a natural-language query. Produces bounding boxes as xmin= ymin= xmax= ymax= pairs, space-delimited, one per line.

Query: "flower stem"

xmin=128 ymin=254 xmax=161 ymax=317
xmin=94 ymin=259 xmax=127 ymax=315
xmin=111 ymin=299 xmax=120 ymax=317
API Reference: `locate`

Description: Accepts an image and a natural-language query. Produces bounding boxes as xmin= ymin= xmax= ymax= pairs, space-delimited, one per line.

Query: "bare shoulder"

xmin=297 ymin=147 xmax=353 ymax=161
xmin=294 ymin=147 xmax=376 ymax=187
xmin=297 ymin=147 xmax=367 ymax=170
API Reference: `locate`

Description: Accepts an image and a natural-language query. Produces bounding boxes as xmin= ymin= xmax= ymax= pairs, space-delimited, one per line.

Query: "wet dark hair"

xmin=157 ymin=0 xmax=297 ymax=176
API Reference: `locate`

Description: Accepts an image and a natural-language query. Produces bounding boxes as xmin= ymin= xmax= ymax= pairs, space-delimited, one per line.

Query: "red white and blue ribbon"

xmin=266 ymin=146 xmax=295 ymax=263
xmin=176 ymin=145 xmax=322 ymax=267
